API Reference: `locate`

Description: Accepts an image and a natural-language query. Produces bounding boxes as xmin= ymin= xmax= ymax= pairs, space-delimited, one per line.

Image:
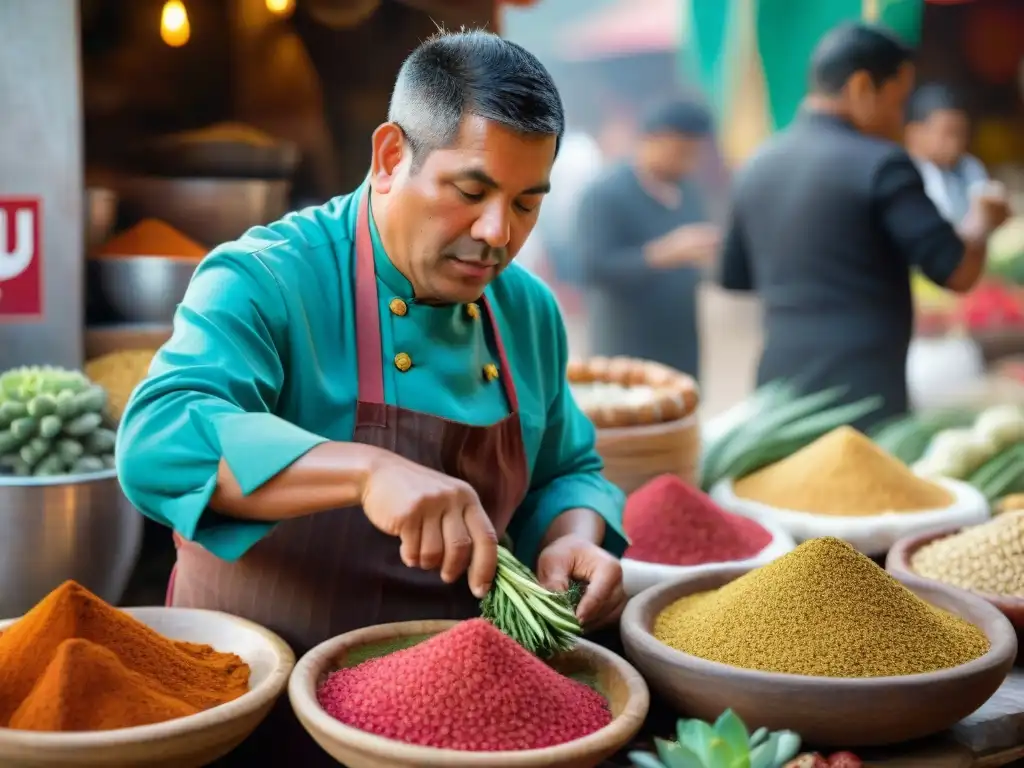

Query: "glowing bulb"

xmin=265 ymin=0 xmax=295 ymax=17
xmin=160 ymin=0 xmax=191 ymax=48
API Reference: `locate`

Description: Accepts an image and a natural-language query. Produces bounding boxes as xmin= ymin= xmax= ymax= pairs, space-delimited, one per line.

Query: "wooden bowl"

xmin=0 ymin=607 xmax=294 ymax=767
xmin=620 ymin=566 xmax=1016 ymax=747
xmin=887 ymin=526 xmax=1024 ymax=651
xmin=289 ymin=620 xmax=649 ymax=768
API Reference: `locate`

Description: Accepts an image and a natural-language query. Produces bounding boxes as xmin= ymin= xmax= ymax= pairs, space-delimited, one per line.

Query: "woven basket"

xmin=568 ymin=356 xmax=701 ymax=494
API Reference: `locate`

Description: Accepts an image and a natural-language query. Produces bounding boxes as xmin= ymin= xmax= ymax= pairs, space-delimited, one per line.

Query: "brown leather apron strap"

xmin=354 ymin=189 xmax=521 ymax=413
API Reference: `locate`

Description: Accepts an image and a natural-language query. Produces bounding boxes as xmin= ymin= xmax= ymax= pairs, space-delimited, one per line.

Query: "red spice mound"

xmin=623 ymin=474 xmax=773 ymax=565
xmin=317 ymin=618 xmax=612 ymax=751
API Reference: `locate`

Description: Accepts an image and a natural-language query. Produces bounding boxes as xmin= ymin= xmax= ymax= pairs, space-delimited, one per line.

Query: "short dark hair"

xmin=640 ymin=99 xmax=713 ymax=138
xmin=906 ymin=83 xmax=964 ymax=124
xmin=809 ymin=23 xmax=914 ymax=95
xmin=388 ymin=29 xmax=564 ymax=167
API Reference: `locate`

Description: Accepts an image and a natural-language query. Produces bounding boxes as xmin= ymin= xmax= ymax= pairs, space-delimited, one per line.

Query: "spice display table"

xmin=600 ymin=671 xmax=1024 ymax=768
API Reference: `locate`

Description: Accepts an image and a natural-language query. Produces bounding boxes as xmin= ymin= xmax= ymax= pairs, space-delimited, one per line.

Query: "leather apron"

xmin=168 ymin=191 xmax=530 ymax=764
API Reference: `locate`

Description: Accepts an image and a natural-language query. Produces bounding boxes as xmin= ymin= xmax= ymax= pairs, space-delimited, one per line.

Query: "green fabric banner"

xmin=684 ymin=0 xmax=734 ymax=117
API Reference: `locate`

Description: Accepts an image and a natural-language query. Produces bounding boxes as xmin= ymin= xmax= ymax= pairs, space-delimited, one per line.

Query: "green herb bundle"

xmin=480 ymin=546 xmax=582 ymax=658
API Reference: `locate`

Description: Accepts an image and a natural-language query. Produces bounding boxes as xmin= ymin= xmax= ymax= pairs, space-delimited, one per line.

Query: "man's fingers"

xmin=440 ymin=511 xmax=473 ymax=585
xmin=575 ymin=560 xmax=621 ymax=625
xmin=418 ymin=516 xmax=444 ymax=571
xmin=535 ymin=555 xmax=571 ymax=594
xmin=585 ymin=585 xmax=627 ymax=630
xmin=399 ymin=521 xmax=421 ymax=568
xmin=463 ymin=503 xmax=498 ymax=599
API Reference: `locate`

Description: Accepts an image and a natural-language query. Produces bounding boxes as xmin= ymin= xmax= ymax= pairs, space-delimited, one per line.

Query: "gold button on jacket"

xmin=483 ymin=362 xmax=499 ymax=382
xmin=389 ymin=298 xmax=408 ymax=316
xmin=465 ymin=303 xmax=480 ymax=320
xmin=394 ymin=352 xmax=413 ymax=372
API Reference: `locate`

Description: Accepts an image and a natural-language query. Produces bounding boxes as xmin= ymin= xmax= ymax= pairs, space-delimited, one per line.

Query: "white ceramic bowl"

xmin=0 ymin=607 xmax=294 ymax=767
xmin=620 ymin=517 xmax=796 ymax=596
xmin=710 ymin=477 xmax=990 ymax=556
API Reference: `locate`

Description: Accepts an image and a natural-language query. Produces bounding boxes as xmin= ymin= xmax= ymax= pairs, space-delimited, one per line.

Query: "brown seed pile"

xmin=653 ymin=537 xmax=989 ymax=677
xmin=733 ymin=426 xmax=954 ymax=516
xmin=911 ymin=512 xmax=1024 ymax=597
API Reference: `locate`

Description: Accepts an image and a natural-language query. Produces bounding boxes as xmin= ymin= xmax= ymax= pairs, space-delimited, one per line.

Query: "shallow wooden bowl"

xmin=0 ymin=607 xmax=294 ymax=767
xmin=620 ymin=566 xmax=1016 ymax=747
xmin=888 ymin=527 xmax=1024 ymax=653
xmin=289 ymin=620 xmax=649 ymax=768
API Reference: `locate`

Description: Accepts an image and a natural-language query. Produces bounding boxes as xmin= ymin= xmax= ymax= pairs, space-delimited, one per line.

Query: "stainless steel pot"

xmin=88 ymin=256 xmax=199 ymax=325
xmin=0 ymin=469 xmax=143 ymax=617
xmin=115 ymin=176 xmax=291 ymax=247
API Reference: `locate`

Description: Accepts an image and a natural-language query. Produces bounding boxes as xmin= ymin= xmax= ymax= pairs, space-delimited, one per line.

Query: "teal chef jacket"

xmin=116 ymin=182 xmax=627 ymax=567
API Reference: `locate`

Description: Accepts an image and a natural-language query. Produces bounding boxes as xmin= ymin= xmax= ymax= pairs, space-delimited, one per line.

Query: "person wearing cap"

xmin=905 ymin=83 xmax=989 ymax=225
xmin=115 ymin=30 xmax=627 ymax=762
xmin=718 ymin=23 xmax=1010 ymax=430
xmin=575 ymin=99 xmax=719 ymax=381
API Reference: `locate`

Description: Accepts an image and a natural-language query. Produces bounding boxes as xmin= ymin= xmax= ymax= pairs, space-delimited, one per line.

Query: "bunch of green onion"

xmin=481 ymin=545 xmax=583 ymax=658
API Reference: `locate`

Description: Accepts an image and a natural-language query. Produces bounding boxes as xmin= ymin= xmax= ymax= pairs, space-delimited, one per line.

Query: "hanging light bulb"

xmin=160 ymin=0 xmax=191 ymax=48
xmin=266 ymin=0 xmax=295 ymax=17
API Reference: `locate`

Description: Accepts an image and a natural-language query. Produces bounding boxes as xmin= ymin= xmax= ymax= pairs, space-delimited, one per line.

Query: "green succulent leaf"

xmin=628 ymin=752 xmax=670 ymax=768
xmin=773 ymin=732 xmax=802 ymax=764
xmin=677 ymin=718 xmax=717 ymax=762
xmin=749 ymin=727 xmax=768 ymax=749
xmin=653 ymin=738 xmax=705 ymax=768
xmin=706 ymin=736 xmax=736 ymax=768
xmin=749 ymin=731 xmax=802 ymax=768
xmin=713 ymin=710 xmax=750 ymax=755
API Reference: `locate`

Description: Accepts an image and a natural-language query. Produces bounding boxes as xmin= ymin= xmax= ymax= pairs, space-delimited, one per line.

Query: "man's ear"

xmin=370 ymin=122 xmax=407 ymax=194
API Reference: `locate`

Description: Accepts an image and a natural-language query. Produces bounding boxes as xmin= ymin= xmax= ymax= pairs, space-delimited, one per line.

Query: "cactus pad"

xmin=0 ymin=366 xmax=117 ymax=477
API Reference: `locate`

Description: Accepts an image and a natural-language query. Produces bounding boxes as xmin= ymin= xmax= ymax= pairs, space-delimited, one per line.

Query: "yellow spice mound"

xmin=653 ymin=537 xmax=989 ymax=677
xmin=733 ymin=425 xmax=954 ymax=515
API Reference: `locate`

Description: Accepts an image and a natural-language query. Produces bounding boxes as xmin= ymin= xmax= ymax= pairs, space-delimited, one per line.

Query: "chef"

xmin=116 ymin=29 xmax=626 ymax=760
xmin=718 ymin=23 xmax=1010 ymax=429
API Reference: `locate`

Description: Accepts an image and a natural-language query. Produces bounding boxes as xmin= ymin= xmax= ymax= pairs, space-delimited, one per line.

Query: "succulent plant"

xmin=629 ymin=709 xmax=801 ymax=768
xmin=0 ymin=366 xmax=117 ymax=477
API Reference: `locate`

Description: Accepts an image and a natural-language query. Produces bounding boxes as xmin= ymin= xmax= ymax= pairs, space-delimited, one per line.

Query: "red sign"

xmin=0 ymin=198 xmax=42 ymax=319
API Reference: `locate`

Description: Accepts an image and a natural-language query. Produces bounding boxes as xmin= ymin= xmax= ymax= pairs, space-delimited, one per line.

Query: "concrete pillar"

xmin=0 ymin=0 xmax=84 ymax=371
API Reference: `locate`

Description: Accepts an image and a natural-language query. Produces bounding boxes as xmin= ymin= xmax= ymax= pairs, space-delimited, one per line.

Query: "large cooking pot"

xmin=0 ymin=469 xmax=143 ymax=617
xmin=115 ymin=176 xmax=291 ymax=247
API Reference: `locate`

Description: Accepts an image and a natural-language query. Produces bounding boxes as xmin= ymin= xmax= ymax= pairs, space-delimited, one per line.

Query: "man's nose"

xmin=471 ymin=201 xmax=511 ymax=250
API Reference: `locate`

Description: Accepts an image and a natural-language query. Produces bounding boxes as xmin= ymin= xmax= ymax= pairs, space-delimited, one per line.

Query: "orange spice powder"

xmin=95 ymin=219 xmax=207 ymax=260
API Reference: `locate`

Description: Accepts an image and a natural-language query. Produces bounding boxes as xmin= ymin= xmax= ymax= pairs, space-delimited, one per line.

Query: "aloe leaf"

xmin=713 ymin=709 xmax=749 ymax=756
xmin=628 ymin=752 xmax=669 ymax=768
xmin=749 ymin=727 xmax=768 ymax=748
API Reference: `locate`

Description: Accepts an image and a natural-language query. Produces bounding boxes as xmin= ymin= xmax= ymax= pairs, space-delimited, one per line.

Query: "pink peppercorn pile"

xmin=317 ymin=618 xmax=612 ymax=751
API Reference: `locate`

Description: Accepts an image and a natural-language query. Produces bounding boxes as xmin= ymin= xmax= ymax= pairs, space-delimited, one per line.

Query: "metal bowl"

xmin=0 ymin=469 xmax=143 ymax=617
xmin=114 ymin=176 xmax=291 ymax=246
xmin=86 ymin=187 xmax=118 ymax=250
xmin=88 ymin=256 xmax=199 ymax=325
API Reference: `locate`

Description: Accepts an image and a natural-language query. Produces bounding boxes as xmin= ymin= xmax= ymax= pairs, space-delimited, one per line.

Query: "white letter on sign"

xmin=0 ymin=208 xmax=36 ymax=281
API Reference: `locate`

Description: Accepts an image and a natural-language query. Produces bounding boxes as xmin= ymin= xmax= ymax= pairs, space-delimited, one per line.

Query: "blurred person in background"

xmin=576 ymin=99 xmax=719 ymax=380
xmin=718 ymin=23 xmax=1011 ymax=430
xmin=904 ymin=83 xmax=988 ymax=225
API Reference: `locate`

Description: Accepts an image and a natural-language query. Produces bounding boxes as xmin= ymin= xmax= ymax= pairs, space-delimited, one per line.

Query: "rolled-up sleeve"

xmin=116 ymin=247 xmax=328 ymax=561
xmin=874 ymin=153 xmax=965 ymax=287
xmin=507 ymin=298 xmax=627 ymax=566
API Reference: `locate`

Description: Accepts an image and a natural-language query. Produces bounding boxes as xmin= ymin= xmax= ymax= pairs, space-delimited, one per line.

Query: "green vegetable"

xmin=480 ymin=546 xmax=582 ymax=658
xmin=629 ymin=709 xmax=801 ymax=768
xmin=871 ymin=409 xmax=977 ymax=465
xmin=972 ymin=444 xmax=1024 ymax=502
xmin=0 ymin=366 xmax=115 ymax=477
xmin=699 ymin=382 xmax=883 ymax=490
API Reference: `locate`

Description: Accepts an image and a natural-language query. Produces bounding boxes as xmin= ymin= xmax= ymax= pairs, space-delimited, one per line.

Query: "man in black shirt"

xmin=718 ymin=23 xmax=1010 ymax=429
xmin=577 ymin=100 xmax=719 ymax=380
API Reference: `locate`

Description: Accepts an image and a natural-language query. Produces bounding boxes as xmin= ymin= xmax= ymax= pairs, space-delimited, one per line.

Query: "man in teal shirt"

xmin=117 ymin=29 xmax=626 ymax=681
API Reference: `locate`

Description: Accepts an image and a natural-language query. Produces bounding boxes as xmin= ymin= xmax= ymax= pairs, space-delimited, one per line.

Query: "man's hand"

xmin=536 ymin=535 xmax=626 ymax=628
xmin=361 ymin=452 xmax=499 ymax=598
xmin=646 ymin=223 xmax=720 ymax=268
xmin=970 ymin=182 xmax=1011 ymax=233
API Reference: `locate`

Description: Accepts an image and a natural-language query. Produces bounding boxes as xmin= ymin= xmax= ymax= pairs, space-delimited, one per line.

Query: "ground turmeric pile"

xmin=0 ymin=581 xmax=249 ymax=732
xmin=733 ymin=426 xmax=954 ymax=515
xmin=95 ymin=219 xmax=207 ymax=260
xmin=86 ymin=348 xmax=159 ymax=422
